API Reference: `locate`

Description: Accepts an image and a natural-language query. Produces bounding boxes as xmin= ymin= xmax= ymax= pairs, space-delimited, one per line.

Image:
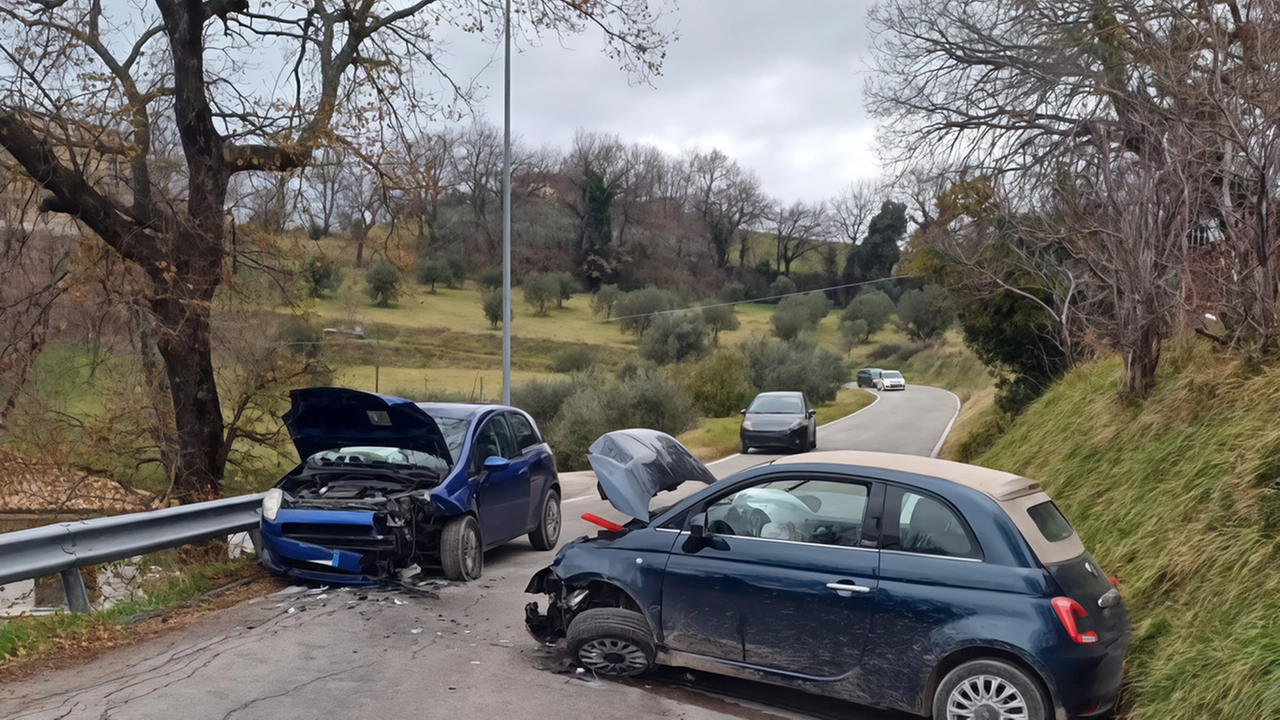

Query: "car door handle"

xmin=826 ymin=582 xmax=871 ymax=595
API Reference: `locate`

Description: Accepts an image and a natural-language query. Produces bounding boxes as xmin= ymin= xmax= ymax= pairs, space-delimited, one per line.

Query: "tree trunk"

xmin=152 ymin=286 xmax=224 ymax=502
xmin=1120 ymin=302 xmax=1161 ymax=400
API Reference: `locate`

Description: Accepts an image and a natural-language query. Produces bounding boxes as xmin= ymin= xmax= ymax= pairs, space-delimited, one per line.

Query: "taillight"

xmin=582 ymin=513 xmax=625 ymax=532
xmin=1108 ymin=575 xmax=1117 ymax=587
xmin=1051 ymin=597 xmax=1099 ymax=645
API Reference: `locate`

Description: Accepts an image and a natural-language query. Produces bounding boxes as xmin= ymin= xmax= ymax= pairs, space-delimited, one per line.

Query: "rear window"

xmin=1027 ymin=501 xmax=1075 ymax=542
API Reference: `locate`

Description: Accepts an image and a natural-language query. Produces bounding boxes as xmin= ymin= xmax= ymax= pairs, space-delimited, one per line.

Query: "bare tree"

xmin=0 ymin=0 xmax=671 ymax=501
xmin=769 ymin=199 xmax=829 ymax=276
xmin=831 ymin=179 xmax=878 ymax=245
xmin=684 ymin=149 xmax=766 ymax=268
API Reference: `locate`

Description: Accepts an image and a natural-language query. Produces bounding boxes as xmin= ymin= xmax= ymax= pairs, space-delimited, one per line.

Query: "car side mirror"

xmin=807 ymin=409 xmax=816 ymax=418
xmin=483 ymin=456 xmax=510 ymax=472
xmin=739 ymin=409 xmax=746 ymax=415
xmin=689 ymin=512 xmax=711 ymax=539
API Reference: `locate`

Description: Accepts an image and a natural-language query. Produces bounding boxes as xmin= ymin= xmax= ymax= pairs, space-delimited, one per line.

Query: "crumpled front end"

xmin=524 ymin=566 xmax=569 ymax=645
xmin=260 ymin=487 xmax=455 ymax=584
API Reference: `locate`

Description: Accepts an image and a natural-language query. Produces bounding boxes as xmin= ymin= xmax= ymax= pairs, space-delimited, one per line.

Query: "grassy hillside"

xmin=969 ymin=345 xmax=1280 ymax=719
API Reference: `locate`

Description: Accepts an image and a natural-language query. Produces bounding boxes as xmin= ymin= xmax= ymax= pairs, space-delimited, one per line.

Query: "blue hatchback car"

xmin=259 ymin=388 xmax=561 ymax=583
xmin=525 ymin=430 xmax=1130 ymax=720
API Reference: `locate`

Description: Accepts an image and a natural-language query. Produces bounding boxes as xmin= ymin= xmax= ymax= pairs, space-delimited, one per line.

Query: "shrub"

xmin=552 ymin=345 xmax=597 ymax=373
xmin=591 ymin=284 xmax=621 ymax=319
xmin=306 ymin=218 xmax=328 ymax=240
xmin=718 ymin=281 xmax=747 ymax=303
xmin=771 ymin=292 xmax=830 ymax=341
xmin=550 ymin=271 xmax=578 ymax=308
xmin=278 ymin=314 xmax=323 ymax=359
xmin=840 ymin=318 xmax=869 ymax=353
xmin=304 ymin=253 xmax=344 ymax=298
xmin=893 ymin=342 xmax=931 ymax=363
xmin=511 ymin=375 xmax=588 ymax=429
xmin=476 ymin=265 xmax=504 ymax=290
xmin=767 ymin=274 xmax=797 ymax=301
xmin=701 ymin=304 xmax=740 ymax=345
xmin=864 ymin=343 xmax=903 ymax=362
xmin=738 ymin=335 xmax=850 ymax=403
xmin=640 ymin=313 xmax=708 ymax=365
xmin=686 ymin=351 xmax=754 ymax=417
xmin=615 ymin=286 xmax=680 ymax=337
xmin=896 ymin=284 xmax=953 ymax=341
xmin=842 ymin=289 xmax=895 ymax=336
xmin=364 ymin=258 xmax=401 ymax=307
xmin=522 ymin=272 xmax=560 ymax=316
xmin=481 ymin=289 xmax=502 ymax=329
xmin=550 ymin=370 xmax=697 ymax=470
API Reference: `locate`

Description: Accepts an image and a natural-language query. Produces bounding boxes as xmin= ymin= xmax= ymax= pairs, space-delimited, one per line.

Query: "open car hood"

xmin=587 ymin=429 xmax=717 ymax=520
xmin=283 ymin=387 xmax=452 ymax=465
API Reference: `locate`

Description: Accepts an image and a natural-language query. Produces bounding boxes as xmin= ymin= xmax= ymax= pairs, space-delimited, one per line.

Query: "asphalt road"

xmin=0 ymin=385 xmax=960 ymax=720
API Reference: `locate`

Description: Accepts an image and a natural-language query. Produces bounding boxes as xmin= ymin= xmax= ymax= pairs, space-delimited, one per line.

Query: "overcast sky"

xmin=439 ymin=0 xmax=879 ymax=203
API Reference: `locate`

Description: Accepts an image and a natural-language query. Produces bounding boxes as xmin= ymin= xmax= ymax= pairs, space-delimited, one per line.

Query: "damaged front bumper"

xmin=524 ymin=566 xmax=571 ymax=646
xmin=260 ymin=505 xmax=429 ymax=584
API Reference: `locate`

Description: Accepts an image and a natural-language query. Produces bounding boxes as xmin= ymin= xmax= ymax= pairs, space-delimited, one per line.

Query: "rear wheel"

xmin=932 ymin=659 xmax=1047 ymax=720
xmin=440 ymin=515 xmax=483 ymax=581
xmin=528 ymin=489 xmax=561 ymax=551
xmin=566 ymin=608 xmax=655 ymax=678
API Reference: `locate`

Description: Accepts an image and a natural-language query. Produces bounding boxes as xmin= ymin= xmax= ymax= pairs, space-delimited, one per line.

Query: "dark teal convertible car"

xmin=259 ymin=388 xmax=561 ymax=583
xmin=526 ymin=430 xmax=1130 ymax=720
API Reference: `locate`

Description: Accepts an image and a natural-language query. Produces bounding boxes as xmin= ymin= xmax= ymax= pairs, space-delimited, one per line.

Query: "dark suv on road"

xmin=526 ymin=431 xmax=1131 ymax=720
xmin=856 ymin=368 xmax=882 ymax=388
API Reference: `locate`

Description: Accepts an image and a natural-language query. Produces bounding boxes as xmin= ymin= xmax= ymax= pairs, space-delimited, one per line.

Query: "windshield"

xmin=307 ymin=446 xmax=450 ymax=475
xmin=882 ymin=371 xmax=903 ymax=380
xmin=748 ymin=395 xmax=803 ymax=414
xmin=435 ymin=417 xmax=470 ymax=463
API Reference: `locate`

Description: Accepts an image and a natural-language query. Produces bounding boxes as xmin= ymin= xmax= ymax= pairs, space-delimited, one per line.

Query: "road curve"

xmin=0 ymin=386 xmax=961 ymax=720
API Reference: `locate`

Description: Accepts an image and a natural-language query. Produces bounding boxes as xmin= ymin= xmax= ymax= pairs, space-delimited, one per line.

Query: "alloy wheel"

xmin=577 ymin=638 xmax=651 ymax=676
xmin=544 ymin=496 xmax=561 ymax=543
xmin=462 ymin=524 xmax=480 ymax=577
xmin=946 ymin=674 xmax=1029 ymax=720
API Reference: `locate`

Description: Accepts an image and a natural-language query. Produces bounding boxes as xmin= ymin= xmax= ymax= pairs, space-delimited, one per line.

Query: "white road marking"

xmin=929 ymin=390 xmax=963 ymax=458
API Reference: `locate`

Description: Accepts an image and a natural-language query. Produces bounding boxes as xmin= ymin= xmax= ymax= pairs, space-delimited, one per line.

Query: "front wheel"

xmin=528 ymin=489 xmax=561 ymax=551
xmin=566 ymin=608 xmax=656 ymax=678
xmin=440 ymin=515 xmax=483 ymax=581
xmin=739 ymin=440 xmax=749 ymax=455
xmin=932 ymin=659 xmax=1048 ymax=720
xmin=808 ymin=430 xmax=818 ymax=451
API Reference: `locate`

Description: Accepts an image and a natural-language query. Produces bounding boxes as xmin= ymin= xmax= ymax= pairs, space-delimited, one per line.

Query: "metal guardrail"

xmin=0 ymin=493 xmax=264 ymax=612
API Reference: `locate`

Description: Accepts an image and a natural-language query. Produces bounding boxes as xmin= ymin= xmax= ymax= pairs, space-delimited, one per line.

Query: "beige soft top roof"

xmin=771 ymin=450 xmax=1085 ymax=564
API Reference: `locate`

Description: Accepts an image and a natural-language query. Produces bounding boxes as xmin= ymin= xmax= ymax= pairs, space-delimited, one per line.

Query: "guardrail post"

xmin=60 ymin=568 xmax=92 ymax=613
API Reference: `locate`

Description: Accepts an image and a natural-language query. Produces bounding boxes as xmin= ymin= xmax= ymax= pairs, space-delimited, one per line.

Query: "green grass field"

xmin=967 ymin=344 xmax=1280 ymax=720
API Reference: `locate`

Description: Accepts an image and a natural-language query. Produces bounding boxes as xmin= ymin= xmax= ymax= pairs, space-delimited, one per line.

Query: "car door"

xmin=506 ymin=411 xmax=554 ymax=531
xmin=861 ymin=485 xmax=993 ymax=710
xmin=471 ymin=415 xmax=531 ymax=545
xmin=660 ymin=474 xmax=882 ymax=680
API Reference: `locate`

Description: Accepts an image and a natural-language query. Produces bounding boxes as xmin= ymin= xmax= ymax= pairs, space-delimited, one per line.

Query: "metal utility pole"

xmin=501 ymin=0 xmax=513 ymax=405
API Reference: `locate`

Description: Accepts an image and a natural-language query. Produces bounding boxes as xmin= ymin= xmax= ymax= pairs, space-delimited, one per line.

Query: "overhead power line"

xmin=607 ymin=276 xmax=903 ymax=323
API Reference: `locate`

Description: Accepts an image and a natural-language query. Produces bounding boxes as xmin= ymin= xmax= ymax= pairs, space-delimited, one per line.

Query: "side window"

xmin=507 ymin=413 xmax=540 ymax=451
xmin=703 ymin=478 xmax=868 ymax=548
xmin=471 ymin=418 xmax=517 ymax=474
xmin=884 ymin=489 xmax=980 ymax=559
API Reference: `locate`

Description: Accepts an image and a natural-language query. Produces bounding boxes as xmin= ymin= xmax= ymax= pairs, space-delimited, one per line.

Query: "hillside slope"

xmin=972 ymin=347 xmax=1280 ymax=719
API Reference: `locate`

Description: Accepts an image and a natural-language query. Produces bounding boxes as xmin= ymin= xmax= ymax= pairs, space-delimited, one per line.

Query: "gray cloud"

xmin=439 ymin=0 xmax=878 ymax=202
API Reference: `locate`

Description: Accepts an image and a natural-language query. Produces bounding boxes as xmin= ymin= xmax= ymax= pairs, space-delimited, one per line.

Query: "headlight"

xmin=789 ymin=420 xmax=805 ymax=431
xmin=741 ymin=420 xmax=753 ymax=431
xmin=262 ymin=488 xmax=284 ymax=521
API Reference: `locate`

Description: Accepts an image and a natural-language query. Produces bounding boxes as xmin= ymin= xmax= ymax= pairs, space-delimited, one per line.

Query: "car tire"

xmin=440 ymin=515 xmax=483 ymax=581
xmin=808 ymin=430 xmax=817 ymax=451
xmin=528 ymin=489 xmax=561 ymax=551
xmin=566 ymin=608 xmax=656 ymax=678
xmin=739 ymin=440 xmax=749 ymax=455
xmin=932 ymin=659 xmax=1048 ymax=720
